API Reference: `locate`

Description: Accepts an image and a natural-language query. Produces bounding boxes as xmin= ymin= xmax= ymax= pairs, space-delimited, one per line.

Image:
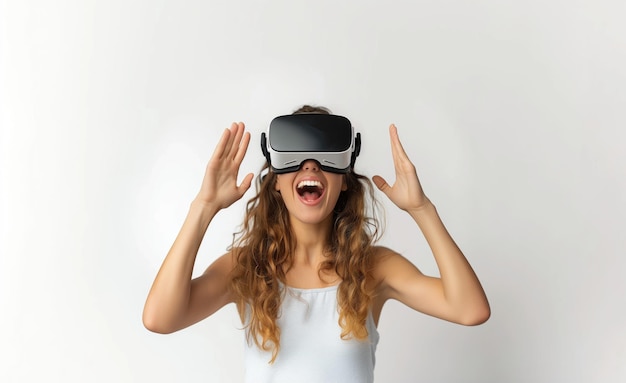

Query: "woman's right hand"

xmin=194 ymin=122 xmax=254 ymax=210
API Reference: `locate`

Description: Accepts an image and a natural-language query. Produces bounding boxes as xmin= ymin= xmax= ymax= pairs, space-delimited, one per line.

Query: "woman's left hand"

xmin=372 ymin=124 xmax=431 ymax=212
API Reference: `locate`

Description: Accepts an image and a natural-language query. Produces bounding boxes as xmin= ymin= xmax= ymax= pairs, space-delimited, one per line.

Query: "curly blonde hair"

xmin=228 ymin=105 xmax=382 ymax=363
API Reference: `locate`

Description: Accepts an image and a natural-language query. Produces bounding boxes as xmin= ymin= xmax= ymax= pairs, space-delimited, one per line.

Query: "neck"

xmin=289 ymin=216 xmax=333 ymax=266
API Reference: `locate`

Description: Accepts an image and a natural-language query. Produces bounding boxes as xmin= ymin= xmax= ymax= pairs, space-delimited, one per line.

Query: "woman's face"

xmin=275 ymin=160 xmax=347 ymax=226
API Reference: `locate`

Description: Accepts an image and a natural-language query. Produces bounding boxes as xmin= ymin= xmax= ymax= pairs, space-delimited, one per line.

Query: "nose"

xmin=301 ymin=160 xmax=320 ymax=172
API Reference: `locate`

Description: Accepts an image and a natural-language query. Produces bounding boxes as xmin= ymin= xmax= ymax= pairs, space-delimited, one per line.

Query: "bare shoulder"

xmin=368 ymin=246 xmax=423 ymax=322
xmin=370 ymin=245 xmax=427 ymax=302
xmin=370 ymin=246 xmax=423 ymax=283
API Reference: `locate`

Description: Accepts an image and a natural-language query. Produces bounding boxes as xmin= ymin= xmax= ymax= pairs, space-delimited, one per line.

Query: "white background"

xmin=1 ymin=1 xmax=625 ymax=382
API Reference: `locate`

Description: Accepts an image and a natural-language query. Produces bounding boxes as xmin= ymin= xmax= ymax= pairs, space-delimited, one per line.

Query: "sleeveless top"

xmin=243 ymin=284 xmax=380 ymax=383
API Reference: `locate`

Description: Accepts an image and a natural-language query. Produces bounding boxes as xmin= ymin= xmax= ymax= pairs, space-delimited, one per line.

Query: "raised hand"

xmin=372 ymin=124 xmax=431 ymax=212
xmin=195 ymin=122 xmax=254 ymax=210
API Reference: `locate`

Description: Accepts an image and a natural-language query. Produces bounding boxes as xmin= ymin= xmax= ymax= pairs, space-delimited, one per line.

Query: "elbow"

xmin=460 ymin=304 xmax=491 ymax=326
xmin=143 ymin=321 xmax=170 ymax=335
xmin=142 ymin=309 xmax=176 ymax=334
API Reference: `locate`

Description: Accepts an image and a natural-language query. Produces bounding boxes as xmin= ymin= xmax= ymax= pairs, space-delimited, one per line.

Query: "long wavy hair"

xmin=228 ymin=105 xmax=382 ymax=363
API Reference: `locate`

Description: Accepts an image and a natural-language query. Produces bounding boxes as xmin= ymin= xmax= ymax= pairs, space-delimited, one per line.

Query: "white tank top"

xmin=243 ymin=284 xmax=379 ymax=383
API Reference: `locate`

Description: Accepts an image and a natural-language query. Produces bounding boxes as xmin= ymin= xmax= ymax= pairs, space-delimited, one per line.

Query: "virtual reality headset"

xmin=261 ymin=113 xmax=361 ymax=174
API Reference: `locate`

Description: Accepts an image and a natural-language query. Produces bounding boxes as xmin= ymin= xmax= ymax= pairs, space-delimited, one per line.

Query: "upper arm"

xmin=372 ymin=246 xmax=457 ymax=323
xmin=175 ymin=251 xmax=237 ymax=331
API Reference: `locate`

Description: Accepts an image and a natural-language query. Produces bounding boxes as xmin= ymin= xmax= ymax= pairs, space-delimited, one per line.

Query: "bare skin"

xmin=142 ymin=122 xmax=490 ymax=335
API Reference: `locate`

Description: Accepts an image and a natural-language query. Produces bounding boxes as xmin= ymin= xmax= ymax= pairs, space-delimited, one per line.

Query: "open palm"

xmin=372 ymin=124 xmax=431 ymax=212
xmin=196 ymin=122 xmax=254 ymax=210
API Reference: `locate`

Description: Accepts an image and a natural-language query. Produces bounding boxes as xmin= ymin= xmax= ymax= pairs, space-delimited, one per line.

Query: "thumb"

xmin=238 ymin=173 xmax=254 ymax=195
xmin=372 ymin=175 xmax=391 ymax=194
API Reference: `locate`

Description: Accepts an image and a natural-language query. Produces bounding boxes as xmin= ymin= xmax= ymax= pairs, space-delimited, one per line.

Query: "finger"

xmin=222 ymin=122 xmax=239 ymax=159
xmin=229 ymin=122 xmax=245 ymax=160
xmin=234 ymin=131 xmax=251 ymax=164
xmin=210 ymin=128 xmax=231 ymax=162
xmin=389 ymin=124 xmax=416 ymax=172
xmin=372 ymin=175 xmax=391 ymax=194
xmin=388 ymin=124 xmax=402 ymax=168
xmin=389 ymin=124 xmax=407 ymax=160
xmin=237 ymin=173 xmax=254 ymax=195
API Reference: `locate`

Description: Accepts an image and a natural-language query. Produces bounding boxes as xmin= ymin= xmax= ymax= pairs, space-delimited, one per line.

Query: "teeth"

xmin=297 ymin=180 xmax=324 ymax=189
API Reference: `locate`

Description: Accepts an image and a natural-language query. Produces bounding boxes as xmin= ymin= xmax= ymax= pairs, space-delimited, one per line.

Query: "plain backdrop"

xmin=1 ymin=1 xmax=625 ymax=382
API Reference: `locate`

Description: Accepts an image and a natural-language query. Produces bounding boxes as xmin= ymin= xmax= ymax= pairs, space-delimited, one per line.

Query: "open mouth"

xmin=296 ymin=180 xmax=325 ymax=202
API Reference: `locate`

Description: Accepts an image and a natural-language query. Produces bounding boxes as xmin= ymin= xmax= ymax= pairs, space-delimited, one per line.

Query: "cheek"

xmin=329 ymin=182 xmax=346 ymax=202
xmin=331 ymin=174 xmax=348 ymax=192
xmin=275 ymin=175 xmax=295 ymax=193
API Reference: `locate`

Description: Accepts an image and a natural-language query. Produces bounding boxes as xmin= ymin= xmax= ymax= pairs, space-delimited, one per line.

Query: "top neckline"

xmin=283 ymin=283 xmax=340 ymax=294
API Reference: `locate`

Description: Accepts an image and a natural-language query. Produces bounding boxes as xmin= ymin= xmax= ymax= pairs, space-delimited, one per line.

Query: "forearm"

xmin=408 ymin=202 xmax=490 ymax=323
xmin=143 ymin=199 xmax=220 ymax=332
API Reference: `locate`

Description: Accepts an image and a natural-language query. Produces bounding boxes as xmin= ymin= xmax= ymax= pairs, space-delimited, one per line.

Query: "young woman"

xmin=143 ymin=105 xmax=490 ymax=382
